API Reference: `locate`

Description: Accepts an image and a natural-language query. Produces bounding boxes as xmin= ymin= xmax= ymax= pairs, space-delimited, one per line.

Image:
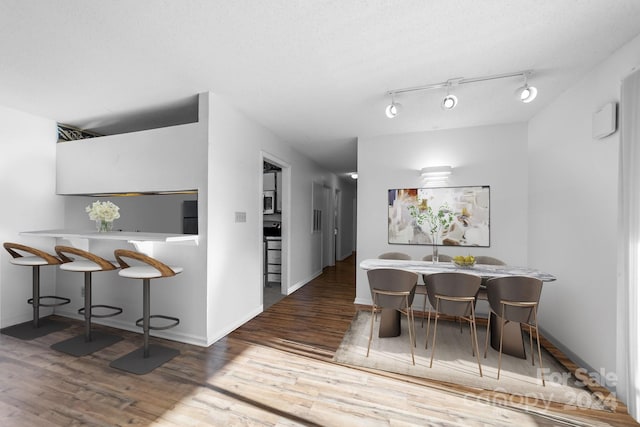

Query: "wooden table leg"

xmin=490 ymin=312 xmax=526 ymax=359
xmin=378 ymin=308 xmax=401 ymax=337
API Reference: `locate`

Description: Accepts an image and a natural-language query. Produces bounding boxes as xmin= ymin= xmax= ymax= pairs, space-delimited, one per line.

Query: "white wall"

xmin=0 ymin=106 xmax=64 ymax=326
xmin=528 ymin=33 xmax=640 ymax=390
xmin=205 ymin=93 xmax=353 ymax=344
xmin=56 ymin=122 xmax=203 ymax=194
xmin=355 ymin=123 xmax=528 ymax=305
xmin=55 ymin=101 xmax=209 ymax=345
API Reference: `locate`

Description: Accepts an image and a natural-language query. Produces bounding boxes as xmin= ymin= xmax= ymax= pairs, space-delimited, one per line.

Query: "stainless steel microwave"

xmin=263 ymin=191 xmax=275 ymax=214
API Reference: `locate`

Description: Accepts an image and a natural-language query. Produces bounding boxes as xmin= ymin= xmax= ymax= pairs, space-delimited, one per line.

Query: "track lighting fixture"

xmin=515 ymin=72 xmax=538 ymax=103
xmin=385 ymin=94 xmax=401 ymax=118
xmin=385 ymin=70 xmax=537 ymax=118
xmin=441 ymin=83 xmax=458 ymax=110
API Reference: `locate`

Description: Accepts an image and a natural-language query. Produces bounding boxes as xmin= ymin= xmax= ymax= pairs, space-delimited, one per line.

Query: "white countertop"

xmin=20 ymin=229 xmax=199 ymax=244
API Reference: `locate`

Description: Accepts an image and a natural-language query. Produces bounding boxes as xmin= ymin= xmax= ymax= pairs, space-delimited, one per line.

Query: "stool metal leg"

xmin=110 ymin=278 xmax=179 ymax=375
xmin=51 ymin=271 xmax=123 ymax=356
xmin=143 ymin=278 xmax=150 ymax=358
xmin=32 ymin=265 xmax=40 ymax=328
xmin=1 ymin=265 xmax=71 ymax=340
xmin=84 ymin=272 xmax=92 ymax=342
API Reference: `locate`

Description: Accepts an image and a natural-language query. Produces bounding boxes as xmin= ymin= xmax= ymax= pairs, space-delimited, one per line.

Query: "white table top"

xmin=360 ymin=258 xmax=556 ymax=282
xmin=20 ymin=229 xmax=198 ymax=244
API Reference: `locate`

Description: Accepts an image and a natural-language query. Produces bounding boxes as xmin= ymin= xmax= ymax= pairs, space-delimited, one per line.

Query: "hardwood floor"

xmin=0 ymin=254 xmax=637 ymax=426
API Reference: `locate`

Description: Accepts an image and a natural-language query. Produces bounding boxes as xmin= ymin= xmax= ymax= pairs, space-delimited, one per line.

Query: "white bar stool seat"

xmin=119 ymin=266 xmax=183 ymax=279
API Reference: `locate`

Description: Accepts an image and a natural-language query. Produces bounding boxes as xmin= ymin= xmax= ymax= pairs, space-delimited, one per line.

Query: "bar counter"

xmin=20 ymin=229 xmax=198 ymax=253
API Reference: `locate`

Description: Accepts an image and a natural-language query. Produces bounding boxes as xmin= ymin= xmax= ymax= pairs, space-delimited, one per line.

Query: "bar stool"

xmin=50 ymin=246 xmax=123 ymax=356
xmin=110 ymin=249 xmax=181 ymax=375
xmin=1 ymin=242 xmax=70 ymax=340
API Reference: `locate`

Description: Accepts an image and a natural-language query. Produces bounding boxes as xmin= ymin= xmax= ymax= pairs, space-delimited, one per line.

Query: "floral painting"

xmin=388 ymin=186 xmax=490 ymax=247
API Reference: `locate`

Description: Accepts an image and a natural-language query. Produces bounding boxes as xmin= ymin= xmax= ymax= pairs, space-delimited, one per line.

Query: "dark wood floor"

xmin=0 ymin=254 xmax=637 ymax=426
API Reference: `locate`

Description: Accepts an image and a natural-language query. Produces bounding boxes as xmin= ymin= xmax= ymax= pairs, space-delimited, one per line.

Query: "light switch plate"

xmin=235 ymin=212 xmax=247 ymax=223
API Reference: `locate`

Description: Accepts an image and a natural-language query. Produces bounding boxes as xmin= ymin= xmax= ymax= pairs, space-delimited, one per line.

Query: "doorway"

xmin=261 ymin=154 xmax=290 ymax=310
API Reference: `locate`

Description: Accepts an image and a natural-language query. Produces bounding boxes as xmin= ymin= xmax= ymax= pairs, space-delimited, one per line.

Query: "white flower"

xmin=86 ymin=200 xmax=120 ymax=222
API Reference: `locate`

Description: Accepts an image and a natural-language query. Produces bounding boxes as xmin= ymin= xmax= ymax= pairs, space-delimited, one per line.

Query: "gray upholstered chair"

xmin=424 ymin=272 xmax=483 ymax=376
xmin=474 ymin=256 xmax=506 ymax=265
xmin=484 ymin=276 xmax=545 ymax=386
xmin=474 ymin=256 xmax=506 ymax=301
xmin=2 ymin=242 xmax=70 ymax=339
xmin=378 ymin=252 xmax=411 ymax=260
xmin=366 ymin=268 xmax=418 ymax=365
xmin=51 ymin=246 xmax=123 ymax=356
xmin=419 ymin=254 xmax=453 ymax=326
xmin=422 ymin=254 xmax=453 ymax=262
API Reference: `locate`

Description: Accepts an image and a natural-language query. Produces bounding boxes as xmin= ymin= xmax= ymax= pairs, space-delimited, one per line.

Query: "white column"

xmin=618 ymin=67 xmax=640 ymax=421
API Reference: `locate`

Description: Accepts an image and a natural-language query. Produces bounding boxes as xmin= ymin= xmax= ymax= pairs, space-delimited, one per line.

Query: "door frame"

xmin=260 ymin=152 xmax=290 ymax=297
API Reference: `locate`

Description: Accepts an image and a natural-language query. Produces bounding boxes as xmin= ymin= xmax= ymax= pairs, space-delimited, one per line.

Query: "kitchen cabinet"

xmin=263 ymin=172 xmax=281 ymax=213
xmin=276 ymin=172 xmax=282 ymax=212
xmin=264 ymin=172 xmax=276 ymax=191
xmin=264 ymin=237 xmax=281 ymax=287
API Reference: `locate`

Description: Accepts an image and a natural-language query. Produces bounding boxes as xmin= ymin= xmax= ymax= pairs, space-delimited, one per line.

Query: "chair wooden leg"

xmin=483 ymin=311 xmax=492 ymax=358
xmin=405 ymin=297 xmax=415 ymax=365
xmin=529 ymin=323 xmax=535 ymax=366
xmin=366 ymin=298 xmax=377 ymax=358
xmin=429 ymin=299 xmax=440 ymax=368
xmin=497 ymin=304 xmax=506 ymax=380
xmin=533 ymin=310 xmax=545 ymax=386
xmin=425 ymin=307 xmax=432 ymax=349
xmin=470 ymin=304 xmax=482 ymax=377
xmin=421 ymin=293 xmax=427 ymax=328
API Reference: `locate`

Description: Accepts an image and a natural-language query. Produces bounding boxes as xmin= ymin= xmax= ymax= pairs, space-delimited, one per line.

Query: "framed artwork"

xmin=388 ymin=186 xmax=490 ymax=247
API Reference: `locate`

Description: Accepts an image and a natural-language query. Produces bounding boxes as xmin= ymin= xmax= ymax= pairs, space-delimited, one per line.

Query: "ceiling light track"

xmin=384 ymin=70 xmax=537 ymax=117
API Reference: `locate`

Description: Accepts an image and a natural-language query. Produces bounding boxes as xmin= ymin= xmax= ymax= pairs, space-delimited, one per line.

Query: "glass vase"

xmin=96 ymin=220 xmax=113 ymax=233
xmin=431 ymin=233 xmax=439 ymax=263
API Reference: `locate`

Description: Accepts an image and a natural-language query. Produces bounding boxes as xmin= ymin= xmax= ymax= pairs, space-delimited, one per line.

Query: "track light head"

xmin=515 ymin=84 xmax=538 ymax=103
xmin=385 ymin=93 xmax=402 ymax=118
xmin=385 ymin=102 xmax=401 ymax=118
xmin=441 ymin=94 xmax=458 ymax=110
xmin=515 ymin=72 xmax=538 ymax=103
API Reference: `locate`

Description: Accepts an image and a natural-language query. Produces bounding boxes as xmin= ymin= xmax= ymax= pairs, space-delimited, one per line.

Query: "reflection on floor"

xmin=263 ymin=284 xmax=285 ymax=310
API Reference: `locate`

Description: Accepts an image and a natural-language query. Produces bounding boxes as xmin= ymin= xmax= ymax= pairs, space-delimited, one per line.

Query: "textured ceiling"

xmin=2 ymin=1 xmax=640 ymax=174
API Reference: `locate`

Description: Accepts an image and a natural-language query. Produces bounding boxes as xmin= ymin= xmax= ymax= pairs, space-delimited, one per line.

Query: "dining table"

xmin=359 ymin=258 xmax=557 ymax=359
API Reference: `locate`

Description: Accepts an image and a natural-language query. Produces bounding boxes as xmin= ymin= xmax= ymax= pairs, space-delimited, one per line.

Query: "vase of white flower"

xmin=86 ymin=201 xmax=120 ymax=232
xmin=96 ymin=219 xmax=114 ymax=232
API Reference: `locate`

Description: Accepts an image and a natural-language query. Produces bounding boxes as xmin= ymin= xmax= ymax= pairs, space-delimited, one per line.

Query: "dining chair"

xmin=377 ymin=253 xmax=431 ymax=330
xmin=473 ymin=256 xmax=506 ymax=265
xmin=378 ymin=252 xmax=412 ymax=260
xmin=419 ymin=254 xmax=453 ymax=327
xmin=484 ymin=276 xmax=545 ymax=386
xmin=424 ymin=272 xmax=483 ymax=376
xmin=474 ymin=256 xmax=506 ymax=301
xmin=422 ymin=254 xmax=453 ymax=262
xmin=366 ymin=268 xmax=418 ymax=365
